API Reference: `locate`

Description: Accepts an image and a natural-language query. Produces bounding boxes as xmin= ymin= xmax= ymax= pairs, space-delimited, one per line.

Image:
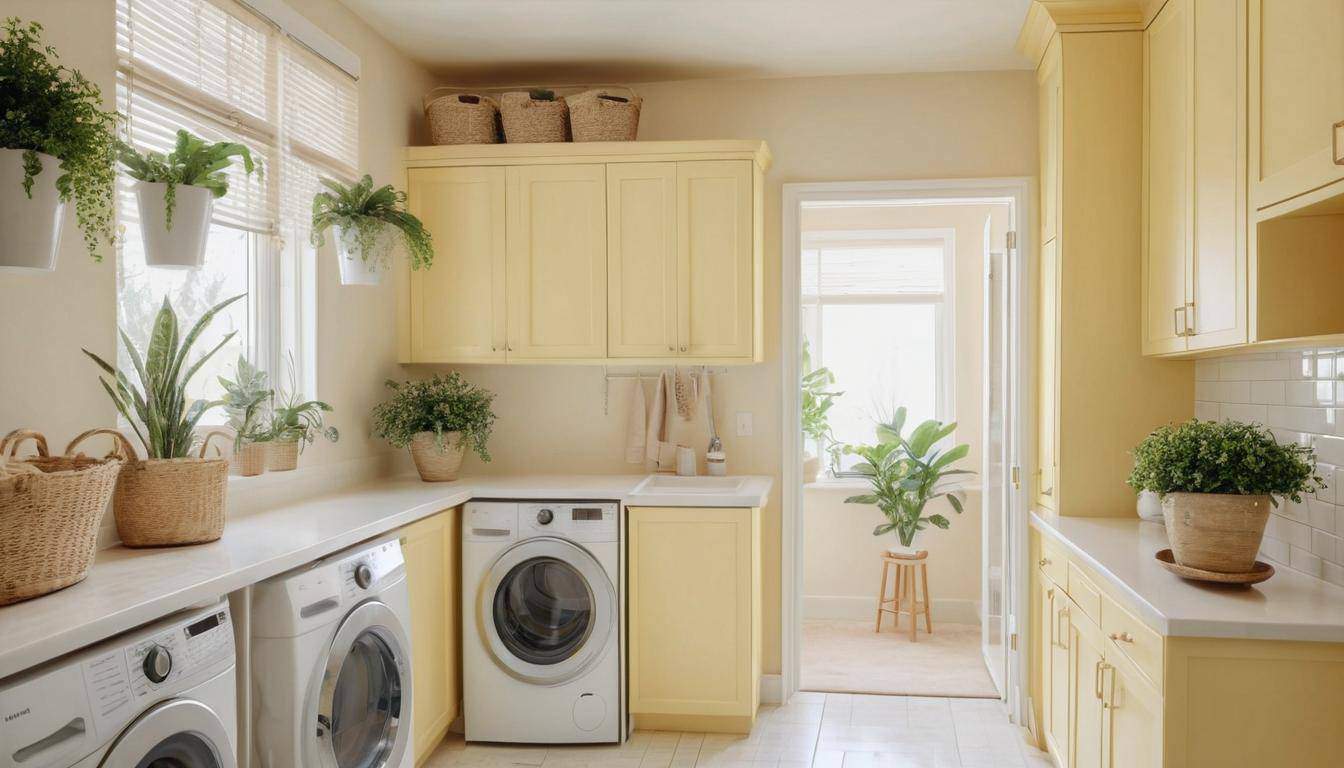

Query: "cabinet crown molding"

xmin=1017 ymin=0 xmax=1167 ymax=67
xmin=404 ymin=139 xmax=772 ymax=172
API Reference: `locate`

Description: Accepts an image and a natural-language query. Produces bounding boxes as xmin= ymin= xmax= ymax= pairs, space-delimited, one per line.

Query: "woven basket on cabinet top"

xmin=500 ymin=92 xmax=570 ymax=143
xmin=425 ymin=92 xmax=501 ymax=145
xmin=68 ymin=428 xmax=232 ymax=548
xmin=0 ymin=429 xmax=122 ymax=606
xmin=567 ymin=88 xmax=642 ymax=142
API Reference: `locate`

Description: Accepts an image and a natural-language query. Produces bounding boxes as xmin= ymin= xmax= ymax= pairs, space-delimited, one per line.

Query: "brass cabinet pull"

xmin=680 ymin=345 xmax=688 ymax=352
xmin=1173 ymin=306 xmax=1187 ymax=337
xmin=1185 ymin=301 xmax=1196 ymax=336
xmin=1094 ymin=659 xmax=1104 ymax=700
xmin=1039 ymin=558 xmax=1052 ymax=567
xmin=1057 ymin=606 xmax=1070 ymax=650
xmin=1334 ymin=119 xmax=1344 ymax=166
xmin=667 ymin=345 xmax=674 ymax=352
xmin=1109 ymin=631 xmax=1134 ymax=644
xmin=1100 ymin=663 xmax=1116 ymax=709
xmin=1046 ymin=589 xmax=1055 ymax=646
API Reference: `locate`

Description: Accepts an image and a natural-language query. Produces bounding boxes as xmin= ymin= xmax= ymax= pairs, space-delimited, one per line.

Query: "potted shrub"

xmin=83 ymin=294 xmax=243 ymax=546
xmin=117 ymin=129 xmax=259 ymax=268
xmin=265 ymin=355 xmax=338 ymax=472
xmin=843 ymin=407 xmax=973 ymax=555
xmin=1128 ymin=419 xmax=1321 ymax=574
xmin=801 ymin=339 xmax=842 ymax=483
xmin=0 ymin=18 xmax=118 ymax=271
xmin=372 ymin=373 xmax=496 ymax=482
xmin=310 ymin=175 xmax=434 ymax=285
xmin=218 ymin=355 xmax=272 ymax=477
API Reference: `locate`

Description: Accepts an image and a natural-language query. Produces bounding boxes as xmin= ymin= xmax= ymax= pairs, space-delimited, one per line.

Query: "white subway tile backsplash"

xmin=1279 ymin=515 xmax=1312 ymax=549
xmin=1195 ymin=359 xmax=1221 ymax=382
xmin=1220 ymin=402 xmax=1269 ymax=424
xmin=1197 ymin=380 xmax=1251 ymax=403
xmin=1284 ymin=381 xmax=1318 ymax=406
xmin=1308 ymin=498 xmax=1337 ymax=533
xmin=1266 ymin=405 xmax=1336 ymax=434
xmin=1323 ymin=560 xmax=1344 ymax=587
xmin=1261 ymin=536 xmax=1291 ymax=564
xmin=1291 ymin=546 xmax=1324 ymax=577
xmin=1250 ymin=381 xmax=1286 ymax=405
xmin=1311 ymin=529 xmax=1338 ymax=561
xmin=1220 ymin=358 xmax=1291 ymax=381
xmin=1313 ymin=434 xmax=1344 ymax=466
xmin=1194 ymin=401 xmax=1220 ymax=420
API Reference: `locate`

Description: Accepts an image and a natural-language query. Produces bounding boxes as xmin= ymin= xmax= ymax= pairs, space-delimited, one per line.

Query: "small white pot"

xmin=1137 ymin=490 xmax=1164 ymax=522
xmin=0 ymin=149 xmax=65 ymax=273
xmin=335 ymin=225 xmax=389 ymax=286
xmin=135 ymin=181 xmax=214 ymax=269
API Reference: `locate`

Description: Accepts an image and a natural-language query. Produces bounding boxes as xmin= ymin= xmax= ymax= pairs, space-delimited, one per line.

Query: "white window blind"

xmin=802 ymin=239 xmax=946 ymax=298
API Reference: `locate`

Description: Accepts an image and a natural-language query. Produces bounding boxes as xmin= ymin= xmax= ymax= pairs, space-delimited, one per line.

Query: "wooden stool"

xmin=875 ymin=549 xmax=933 ymax=641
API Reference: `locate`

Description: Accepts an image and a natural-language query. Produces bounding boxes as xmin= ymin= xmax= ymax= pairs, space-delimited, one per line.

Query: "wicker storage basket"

xmin=0 ymin=429 xmax=122 ymax=606
xmin=409 ymin=431 xmax=466 ymax=482
xmin=268 ymin=440 xmax=300 ymax=472
xmin=425 ymin=91 xmax=501 ymax=145
xmin=500 ymin=92 xmax=569 ymax=143
xmin=69 ymin=428 xmax=232 ymax=548
xmin=233 ymin=441 xmax=267 ymax=477
xmin=567 ymin=88 xmax=642 ymax=142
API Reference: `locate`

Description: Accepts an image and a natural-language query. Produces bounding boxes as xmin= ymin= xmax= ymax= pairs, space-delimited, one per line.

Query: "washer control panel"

xmin=519 ymin=502 xmax=618 ymax=543
xmin=340 ymin=538 xmax=404 ymax=600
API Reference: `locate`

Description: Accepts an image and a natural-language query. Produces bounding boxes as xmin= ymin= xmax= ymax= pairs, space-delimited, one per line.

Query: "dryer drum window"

xmin=133 ymin=732 xmax=222 ymax=767
xmin=493 ymin=556 xmax=596 ymax=665
xmin=331 ymin=631 xmax=402 ymax=768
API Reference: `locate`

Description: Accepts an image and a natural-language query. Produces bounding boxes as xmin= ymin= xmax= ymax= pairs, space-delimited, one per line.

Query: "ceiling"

xmin=339 ymin=0 xmax=1035 ymax=85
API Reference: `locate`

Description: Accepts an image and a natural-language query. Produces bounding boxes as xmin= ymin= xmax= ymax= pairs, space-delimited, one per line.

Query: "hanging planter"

xmin=117 ymin=130 xmax=259 ymax=270
xmin=0 ymin=149 xmax=65 ymax=273
xmin=312 ymin=175 xmax=435 ymax=287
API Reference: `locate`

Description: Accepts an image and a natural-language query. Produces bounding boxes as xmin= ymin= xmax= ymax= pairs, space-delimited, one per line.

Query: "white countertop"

xmin=1032 ymin=511 xmax=1344 ymax=642
xmin=0 ymin=473 xmax=771 ymax=681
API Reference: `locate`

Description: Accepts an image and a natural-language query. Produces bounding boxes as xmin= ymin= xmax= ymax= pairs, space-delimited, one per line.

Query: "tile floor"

xmin=427 ymin=693 xmax=1052 ymax=768
xmin=802 ymin=620 xmax=999 ymax=698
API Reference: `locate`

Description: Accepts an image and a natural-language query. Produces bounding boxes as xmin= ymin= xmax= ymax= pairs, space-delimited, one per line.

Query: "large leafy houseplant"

xmin=1 ymin=17 xmax=119 ymax=264
xmin=311 ymin=175 xmax=434 ymax=283
xmin=801 ymin=339 xmax=843 ymax=479
xmin=218 ymin=356 xmax=272 ymax=451
xmin=372 ymin=373 xmax=495 ymax=481
xmin=844 ymin=407 xmax=973 ymax=550
xmin=118 ymin=129 xmax=259 ymax=228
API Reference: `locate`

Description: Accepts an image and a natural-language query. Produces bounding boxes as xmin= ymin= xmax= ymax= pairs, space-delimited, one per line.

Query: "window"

xmin=115 ymin=0 xmax=358 ymax=418
xmin=801 ymin=229 xmax=954 ymax=474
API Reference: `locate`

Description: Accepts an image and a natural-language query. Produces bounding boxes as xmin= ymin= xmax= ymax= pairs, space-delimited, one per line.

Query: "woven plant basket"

xmin=409 ymin=431 xmax=466 ymax=482
xmin=69 ymin=428 xmax=232 ymax=548
xmin=425 ymin=92 xmax=501 ymax=145
xmin=0 ymin=430 xmax=122 ymax=606
xmin=233 ymin=441 xmax=267 ymax=477
xmin=500 ymin=92 xmax=570 ymax=143
xmin=268 ymin=440 xmax=300 ymax=472
xmin=567 ymin=88 xmax=642 ymax=142
xmin=1162 ymin=492 xmax=1271 ymax=573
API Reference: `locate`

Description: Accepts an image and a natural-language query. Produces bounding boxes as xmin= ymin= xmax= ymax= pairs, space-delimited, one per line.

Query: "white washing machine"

xmin=463 ymin=501 xmax=623 ymax=744
xmin=0 ymin=600 xmax=237 ymax=768
xmin=250 ymin=537 xmax=414 ymax=768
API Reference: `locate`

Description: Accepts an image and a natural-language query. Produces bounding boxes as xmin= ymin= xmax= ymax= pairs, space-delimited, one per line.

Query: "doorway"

xmin=780 ymin=179 xmax=1032 ymax=720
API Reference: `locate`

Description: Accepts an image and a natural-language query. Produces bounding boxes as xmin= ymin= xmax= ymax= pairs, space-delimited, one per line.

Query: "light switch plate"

xmin=735 ymin=412 xmax=753 ymax=437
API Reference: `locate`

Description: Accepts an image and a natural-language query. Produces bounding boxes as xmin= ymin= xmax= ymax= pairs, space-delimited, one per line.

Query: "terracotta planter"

xmin=135 ymin=181 xmax=214 ymax=269
xmin=1162 ymin=492 xmax=1271 ymax=573
xmin=268 ymin=440 xmax=300 ymax=472
xmin=232 ymin=441 xmax=268 ymax=477
xmin=409 ymin=431 xmax=465 ymax=482
xmin=0 ymin=149 xmax=65 ymax=273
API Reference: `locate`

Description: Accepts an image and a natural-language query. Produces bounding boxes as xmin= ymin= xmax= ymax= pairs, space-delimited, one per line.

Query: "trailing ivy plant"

xmin=310 ymin=175 xmax=434 ymax=272
xmin=371 ymin=373 xmax=496 ymax=461
xmin=0 ymin=17 xmax=119 ymax=259
xmin=117 ymin=129 xmax=259 ymax=229
xmin=1127 ymin=419 xmax=1322 ymax=505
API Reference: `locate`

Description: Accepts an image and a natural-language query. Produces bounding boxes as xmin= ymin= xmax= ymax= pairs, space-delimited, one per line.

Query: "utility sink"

xmin=633 ymin=475 xmax=746 ymax=494
xmin=627 ymin=474 xmax=769 ymax=507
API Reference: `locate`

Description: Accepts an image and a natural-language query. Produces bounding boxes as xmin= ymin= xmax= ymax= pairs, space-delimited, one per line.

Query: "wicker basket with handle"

xmin=566 ymin=87 xmax=642 ymax=142
xmin=424 ymin=91 xmax=501 ymax=145
xmin=268 ymin=440 xmax=300 ymax=472
xmin=69 ymin=428 xmax=232 ymax=548
xmin=0 ymin=429 xmax=123 ymax=606
xmin=500 ymin=91 xmax=570 ymax=143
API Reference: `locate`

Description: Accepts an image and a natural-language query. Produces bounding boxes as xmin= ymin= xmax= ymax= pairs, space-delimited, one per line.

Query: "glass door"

xmin=981 ymin=214 xmax=1011 ymax=698
xmin=314 ymin=601 xmax=410 ymax=768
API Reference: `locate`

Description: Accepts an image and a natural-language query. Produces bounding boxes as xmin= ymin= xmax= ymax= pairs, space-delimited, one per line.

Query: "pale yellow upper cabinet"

xmin=1250 ymin=0 xmax=1344 ymax=212
xmin=1036 ymin=237 xmax=1058 ymax=511
xmin=506 ymin=164 xmax=609 ymax=360
xmin=678 ymin=161 xmax=755 ymax=359
xmin=607 ymin=163 xmax=678 ymax=358
xmin=407 ymin=167 xmax=507 ymax=363
xmin=1039 ymin=37 xmax=1062 ymax=246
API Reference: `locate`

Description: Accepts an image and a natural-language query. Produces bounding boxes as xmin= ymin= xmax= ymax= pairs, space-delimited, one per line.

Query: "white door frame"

xmin=780 ymin=177 xmax=1035 ymax=721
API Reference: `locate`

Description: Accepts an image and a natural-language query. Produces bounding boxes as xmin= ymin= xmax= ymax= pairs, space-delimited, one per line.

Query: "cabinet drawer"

xmin=1038 ymin=538 xmax=1068 ymax=587
xmin=1067 ymin=561 xmax=1103 ymax=626
xmin=1102 ymin=592 xmax=1164 ymax=692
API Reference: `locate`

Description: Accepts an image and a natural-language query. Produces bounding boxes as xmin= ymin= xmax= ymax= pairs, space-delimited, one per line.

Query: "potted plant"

xmin=843 ymin=407 xmax=973 ymax=555
xmin=310 ymin=175 xmax=434 ymax=285
xmin=218 ymin=355 xmax=272 ymax=477
xmin=265 ymin=355 xmax=338 ymax=472
xmin=1 ymin=18 xmax=118 ymax=271
xmin=371 ymin=373 xmax=496 ymax=482
xmin=801 ymin=339 xmax=842 ymax=483
xmin=1128 ymin=419 xmax=1321 ymax=574
xmin=83 ymin=294 xmax=243 ymax=546
xmin=117 ymin=129 xmax=259 ymax=269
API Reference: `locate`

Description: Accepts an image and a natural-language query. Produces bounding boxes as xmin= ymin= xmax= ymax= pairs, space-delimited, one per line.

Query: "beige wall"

xmin=447 ymin=70 xmax=1039 ymax=675
xmin=0 ymin=0 xmax=435 ymax=479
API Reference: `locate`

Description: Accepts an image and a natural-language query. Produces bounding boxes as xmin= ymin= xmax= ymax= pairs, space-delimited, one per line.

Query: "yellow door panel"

xmin=607 ymin=163 xmax=679 ymax=358
xmin=401 ymin=508 xmax=461 ymax=765
xmin=677 ymin=161 xmax=754 ymax=358
xmin=1071 ymin=599 xmax=1106 ymax=768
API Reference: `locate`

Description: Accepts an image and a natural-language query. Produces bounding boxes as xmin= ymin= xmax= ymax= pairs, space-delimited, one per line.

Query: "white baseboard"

xmin=802 ymin=595 xmax=980 ymax=625
xmin=759 ymin=674 xmax=784 ymax=705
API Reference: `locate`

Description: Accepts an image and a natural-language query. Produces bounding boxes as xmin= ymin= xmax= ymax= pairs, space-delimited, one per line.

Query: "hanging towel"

xmin=645 ymin=371 xmax=671 ymax=467
xmin=625 ymin=378 xmax=646 ymax=464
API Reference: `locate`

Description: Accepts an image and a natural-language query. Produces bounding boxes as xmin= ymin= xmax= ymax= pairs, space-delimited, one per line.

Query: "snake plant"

xmin=310 ymin=175 xmax=434 ymax=272
xmin=84 ymin=294 xmax=245 ymax=459
xmin=117 ymin=129 xmax=259 ymax=229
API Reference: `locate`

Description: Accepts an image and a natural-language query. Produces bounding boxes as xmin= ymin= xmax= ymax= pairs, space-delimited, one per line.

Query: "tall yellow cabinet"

xmin=398 ymin=508 xmax=461 ymax=766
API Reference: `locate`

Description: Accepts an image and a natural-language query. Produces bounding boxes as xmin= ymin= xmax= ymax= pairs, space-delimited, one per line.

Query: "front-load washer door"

xmin=480 ymin=537 xmax=616 ymax=685
xmin=100 ymin=698 xmax=237 ymax=768
xmin=311 ymin=600 xmax=411 ymax=768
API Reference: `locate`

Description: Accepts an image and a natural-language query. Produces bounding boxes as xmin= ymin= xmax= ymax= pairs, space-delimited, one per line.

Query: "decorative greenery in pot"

xmin=371 ymin=373 xmax=496 ymax=482
xmin=1128 ymin=419 xmax=1320 ymax=575
xmin=265 ymin=355 xmax=338 ymax=472
xmin=1 ymin=17 xmax=118 ymax=270
xmin=218 ymin=356 xmax=272 ymax=477
xmin=843 ymin=407 xmax=973 ymax=553
xmin=800 ymin=339 xmax=842 ymax=483
xmin=310 ymin=175 xmax=434 ymax=286
xmin=117 ymin=129 xmax=259 ymax=268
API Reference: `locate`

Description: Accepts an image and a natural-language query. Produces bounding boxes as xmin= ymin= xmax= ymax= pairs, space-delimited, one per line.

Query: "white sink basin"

xmin=633 ymin=475 xmax=747 ymax=494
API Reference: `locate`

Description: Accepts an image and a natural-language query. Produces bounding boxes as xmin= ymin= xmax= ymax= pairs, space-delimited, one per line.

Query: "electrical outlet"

xmin=735 ymin=412 xmax=753 ymax=437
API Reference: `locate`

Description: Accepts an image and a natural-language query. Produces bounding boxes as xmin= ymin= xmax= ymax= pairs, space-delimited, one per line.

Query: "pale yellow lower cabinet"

xmin=1069 ymin=605 xmax=1106 ymax=768
xmin=400 ymin=508 xmax=461 ymax=766
xmin=1044 ymin=580 xmax=1071 ymax=765
xmin=627 ymin=506 xmax=761 ymax=734
xmin=1103 ymin=642 xmax=1162 ymax=768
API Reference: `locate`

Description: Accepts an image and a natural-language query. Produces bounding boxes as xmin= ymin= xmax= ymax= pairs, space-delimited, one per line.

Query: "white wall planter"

xmin=135 ymin=181 xmax=214 ymax=269
xmin=0 ymin=149 xmax=65 ymax=273
xmin=335 ymin=225 xmax=390 ymax=286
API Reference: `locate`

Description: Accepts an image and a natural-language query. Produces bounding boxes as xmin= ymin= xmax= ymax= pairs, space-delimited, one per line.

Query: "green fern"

xmin=117 ymin=129 xmax=260 ymax=229
xmin=310 ymin=174 xmax=434 ymax=272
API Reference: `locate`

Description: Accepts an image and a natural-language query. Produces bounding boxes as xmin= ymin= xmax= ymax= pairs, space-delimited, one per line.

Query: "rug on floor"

xmin=801 ymin=618 xmax=1000 ymax=698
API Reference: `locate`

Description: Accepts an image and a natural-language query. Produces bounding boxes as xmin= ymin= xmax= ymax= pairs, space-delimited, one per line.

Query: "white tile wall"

xmin=1196 ymin=348 xmax=1344 ymax=585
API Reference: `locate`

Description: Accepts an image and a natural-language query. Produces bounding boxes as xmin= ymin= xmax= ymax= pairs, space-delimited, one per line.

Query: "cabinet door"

xmin=607 ymin=163 xmax=678 ymax=358
xmin=1250 ymin=0 xmax=1344 ymax=210
xmin=1042 ymin=580 xmax=1071 ymax=765
xmin=1142 ymin=0 xmax=1191 ymax=355
xmin=407 ymin=167 xmax=507 ymax=363
xmin=677 ymin=161 xmax=754 ymax=358
xmin=1103 ymin=647 xmax=1163 ymax=768
xmin=506 ymin=164 xmax=608 ymax=359
xmin=1036 ymin=238 xmax=1059 ymax=510
xmin=1070 ymin=606 xmax=1107 ymax=768
xmin=1188 ymin=0 xmax=1247 ymax=351
xmin=1039 ymin=37 xmax=1062 ymax=245
xmin=628 ymin=506 xmax=759 ymax=723
xmin=401 ymin=508 xmax=461 ymax=764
